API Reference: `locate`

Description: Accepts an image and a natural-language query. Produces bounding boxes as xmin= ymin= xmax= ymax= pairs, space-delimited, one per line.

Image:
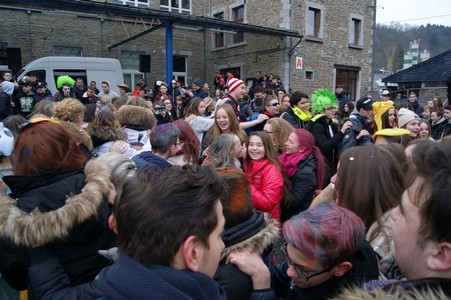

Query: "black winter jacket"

xmin=0 ymin=167 xmax=116 ymax=296
xmin=309 ymin=115 xmax=343 ymax=177
xmin=214 ymin=213 xmax=279 ymax=300
xmin=280 ymin=154 xmax=317 ymax=223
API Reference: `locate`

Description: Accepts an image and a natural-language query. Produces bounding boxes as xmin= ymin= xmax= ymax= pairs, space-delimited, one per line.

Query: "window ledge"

xmin=348 ymin=43 xmax=363 ymax=50
xmin=304 ymin=36 xmax=323 ymax=43
xmin=211 ymin=46 xmax=226 ymax=52
xmin=228 ymin=41 xmax=247 ymax=48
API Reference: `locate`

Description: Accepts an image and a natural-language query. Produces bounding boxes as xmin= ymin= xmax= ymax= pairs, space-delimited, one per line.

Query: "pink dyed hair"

xmin=283 ymin=201 xmax=365 ymax=268
xmin=293 ymin=128 xmax=326 ymax=189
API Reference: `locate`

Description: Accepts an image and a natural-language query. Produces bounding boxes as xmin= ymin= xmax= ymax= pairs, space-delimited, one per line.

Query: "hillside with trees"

xmin=374 ymin=23 xmax=451 ymax=72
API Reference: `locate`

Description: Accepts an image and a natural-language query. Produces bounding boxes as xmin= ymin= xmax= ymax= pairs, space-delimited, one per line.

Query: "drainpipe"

xmin=287 ymin=0 xmax=294 ymax=93
xmin=371 ymin=0 xmax=377 ymax=92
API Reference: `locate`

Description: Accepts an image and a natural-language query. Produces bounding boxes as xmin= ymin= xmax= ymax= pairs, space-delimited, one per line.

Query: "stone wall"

xmin=1 ymin=0 xmax=373 ymax=96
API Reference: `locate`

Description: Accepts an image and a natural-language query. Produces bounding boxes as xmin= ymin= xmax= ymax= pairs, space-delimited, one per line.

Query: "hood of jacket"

xmin=87 ymin=124 xmax=127 ymax=148
xmin=98 ymin=253 xmax=226 ymax=300
xmin=132 ymin=151 xmax=172 ymax=170
xmin=220 ymin=212 xmax=279 ymax=260
xmin=0 ymin=159 xmax=112 ymax=247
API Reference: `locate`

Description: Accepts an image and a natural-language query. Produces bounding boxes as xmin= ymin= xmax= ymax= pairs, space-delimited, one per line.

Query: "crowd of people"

xmin=0 ymin=69 xmax=451 ymax=299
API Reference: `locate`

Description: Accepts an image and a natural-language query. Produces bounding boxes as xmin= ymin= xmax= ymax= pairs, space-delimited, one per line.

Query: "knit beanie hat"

xmin=227 ymin=76 xmax=244 ymax=94
xmin=372 ymin=100 xmax=394 ymax=130
xmin=397 ymin=108 xmax=420 ymax=128
xmin=192 ymin=78 xmax=202 ymax=87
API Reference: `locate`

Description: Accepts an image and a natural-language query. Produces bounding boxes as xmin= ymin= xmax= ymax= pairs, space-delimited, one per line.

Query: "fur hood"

xmin=332 ymin=284 xmax=450 ymax=300
xmin=220 ymin=213 xmax=280 ymax=260
xmin=0 ymin=159 xmax=112 ymax=247
xmin=115 ymin=105 xmax=156 ymax=131
xmin=87 ymin=123 xmax=127 ymax=148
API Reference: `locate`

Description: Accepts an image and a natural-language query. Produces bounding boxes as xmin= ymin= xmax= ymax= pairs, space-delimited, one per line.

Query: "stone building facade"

xmin=1 ymin=0 xmax=374 ymax=99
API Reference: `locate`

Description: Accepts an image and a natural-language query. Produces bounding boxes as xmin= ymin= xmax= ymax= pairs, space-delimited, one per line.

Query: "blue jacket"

xmin=132 ymin=151 xmax=172 ymax=170
xmin=98 ymin=254 xmax=227 ymax=300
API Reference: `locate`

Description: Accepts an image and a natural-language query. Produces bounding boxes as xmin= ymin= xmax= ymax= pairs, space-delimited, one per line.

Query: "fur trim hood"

xmin=87 ymin=124 xmax=127 ymax=148
xmin=220 ymin=213 xmax=279 ymax=260
xmin=332 ymin=283 xmax=450 ymax=300
xmin=115 ymin=105 xmax=156 ymax=131
xmin=0 ymin=159 xmax=112 ymax=247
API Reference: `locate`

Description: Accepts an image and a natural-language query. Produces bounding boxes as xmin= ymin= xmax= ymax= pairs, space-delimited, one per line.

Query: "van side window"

xmin=27 ymin=70 xmax=46 ymax=83
xmin=53 ymin=70 xmax=87 ymax=90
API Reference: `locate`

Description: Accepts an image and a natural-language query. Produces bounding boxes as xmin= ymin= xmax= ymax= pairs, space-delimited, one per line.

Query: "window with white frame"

xmin=212 ymin=11 xmax=225 ymax=48
xmin=120 ymin=51 xmax=145 ymax=89
xmin=305 ymin=2 xmax=324 ymax=41
xmin=118 ymin=0 xmax=149 ymax=7
xmin=349 ymin=14 xmax=364 ymax=48
xmin=53 ymin=46 xmax=83 ymax=57
xmin=160 ymin=0 xmax=191 ymax=14
xmin=231 ymin=4 xmax=245 ymax=44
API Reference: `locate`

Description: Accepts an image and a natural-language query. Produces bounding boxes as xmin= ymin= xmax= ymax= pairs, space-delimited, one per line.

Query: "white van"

xmin=15 ymin=56 xmax=124 ymax=95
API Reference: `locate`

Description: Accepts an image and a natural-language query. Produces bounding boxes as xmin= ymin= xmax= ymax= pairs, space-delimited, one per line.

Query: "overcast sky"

xmin=376 ymin=0 xmax=451 ymax=26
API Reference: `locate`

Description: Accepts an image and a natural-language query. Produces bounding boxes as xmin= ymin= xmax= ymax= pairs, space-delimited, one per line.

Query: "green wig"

xmin=56 ymin=75 xmax=75 ymax=89
xmin=311 ymin=89 xmax=338 ymax=113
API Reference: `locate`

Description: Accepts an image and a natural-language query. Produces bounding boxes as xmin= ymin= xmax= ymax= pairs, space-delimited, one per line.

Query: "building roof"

xmin=382 ymin=49 xmax=451 ymax=84
xmin=4 ymin=0 xmax=303 ymax=39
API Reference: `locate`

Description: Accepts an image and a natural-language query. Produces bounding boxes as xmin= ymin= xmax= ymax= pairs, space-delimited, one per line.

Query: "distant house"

xmin=382 ymin=49 xmax=451 ymax=102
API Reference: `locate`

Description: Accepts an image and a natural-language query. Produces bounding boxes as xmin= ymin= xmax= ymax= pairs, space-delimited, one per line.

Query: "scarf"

xmin=292 ymin=106 xmax=312 ymax=122
xmin=279 ymin=150 xmax=310 ymax=177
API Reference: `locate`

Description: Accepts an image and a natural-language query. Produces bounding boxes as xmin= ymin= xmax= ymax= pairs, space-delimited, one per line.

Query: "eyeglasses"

xmin=270 ymin=102 xmax=280 ymax=107
xmin=281 ymin=243 xmax=333 ymax=281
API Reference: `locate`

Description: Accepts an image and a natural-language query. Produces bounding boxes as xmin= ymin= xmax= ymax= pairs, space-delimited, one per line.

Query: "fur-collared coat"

xmin=0 ymin=159 xmax=116 ymax=295
xmin=214 ymin=212 xmax=279 ymax=300
xmin=87 ymin=123 xmax=134 ymax=157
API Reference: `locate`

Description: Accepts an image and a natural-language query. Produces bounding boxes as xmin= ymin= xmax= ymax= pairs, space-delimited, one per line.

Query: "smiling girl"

xmin=202 ymin=104 xmax=248 ymax=153
xmin=243 ymin=132 xmax=285 ymax=222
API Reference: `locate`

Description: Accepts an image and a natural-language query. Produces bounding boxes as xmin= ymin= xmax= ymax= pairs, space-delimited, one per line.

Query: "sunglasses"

xmin=270 ymin=102 xmax=280 ymax=107
xmin=281 ymin=243 xmax=333 ymax=281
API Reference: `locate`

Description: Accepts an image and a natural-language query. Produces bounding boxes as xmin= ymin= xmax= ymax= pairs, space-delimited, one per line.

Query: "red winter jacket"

xmin=244 ymin=159 xmax=284 ymax=222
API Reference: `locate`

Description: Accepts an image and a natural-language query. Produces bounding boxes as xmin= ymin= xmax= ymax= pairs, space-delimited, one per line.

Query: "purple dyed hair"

xmin=283 ymin=201 xmax=365 ymax=268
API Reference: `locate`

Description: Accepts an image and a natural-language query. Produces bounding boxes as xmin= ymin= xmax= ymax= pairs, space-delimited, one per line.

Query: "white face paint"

xmin=63 ymin=86 xmax=71 ymax=97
